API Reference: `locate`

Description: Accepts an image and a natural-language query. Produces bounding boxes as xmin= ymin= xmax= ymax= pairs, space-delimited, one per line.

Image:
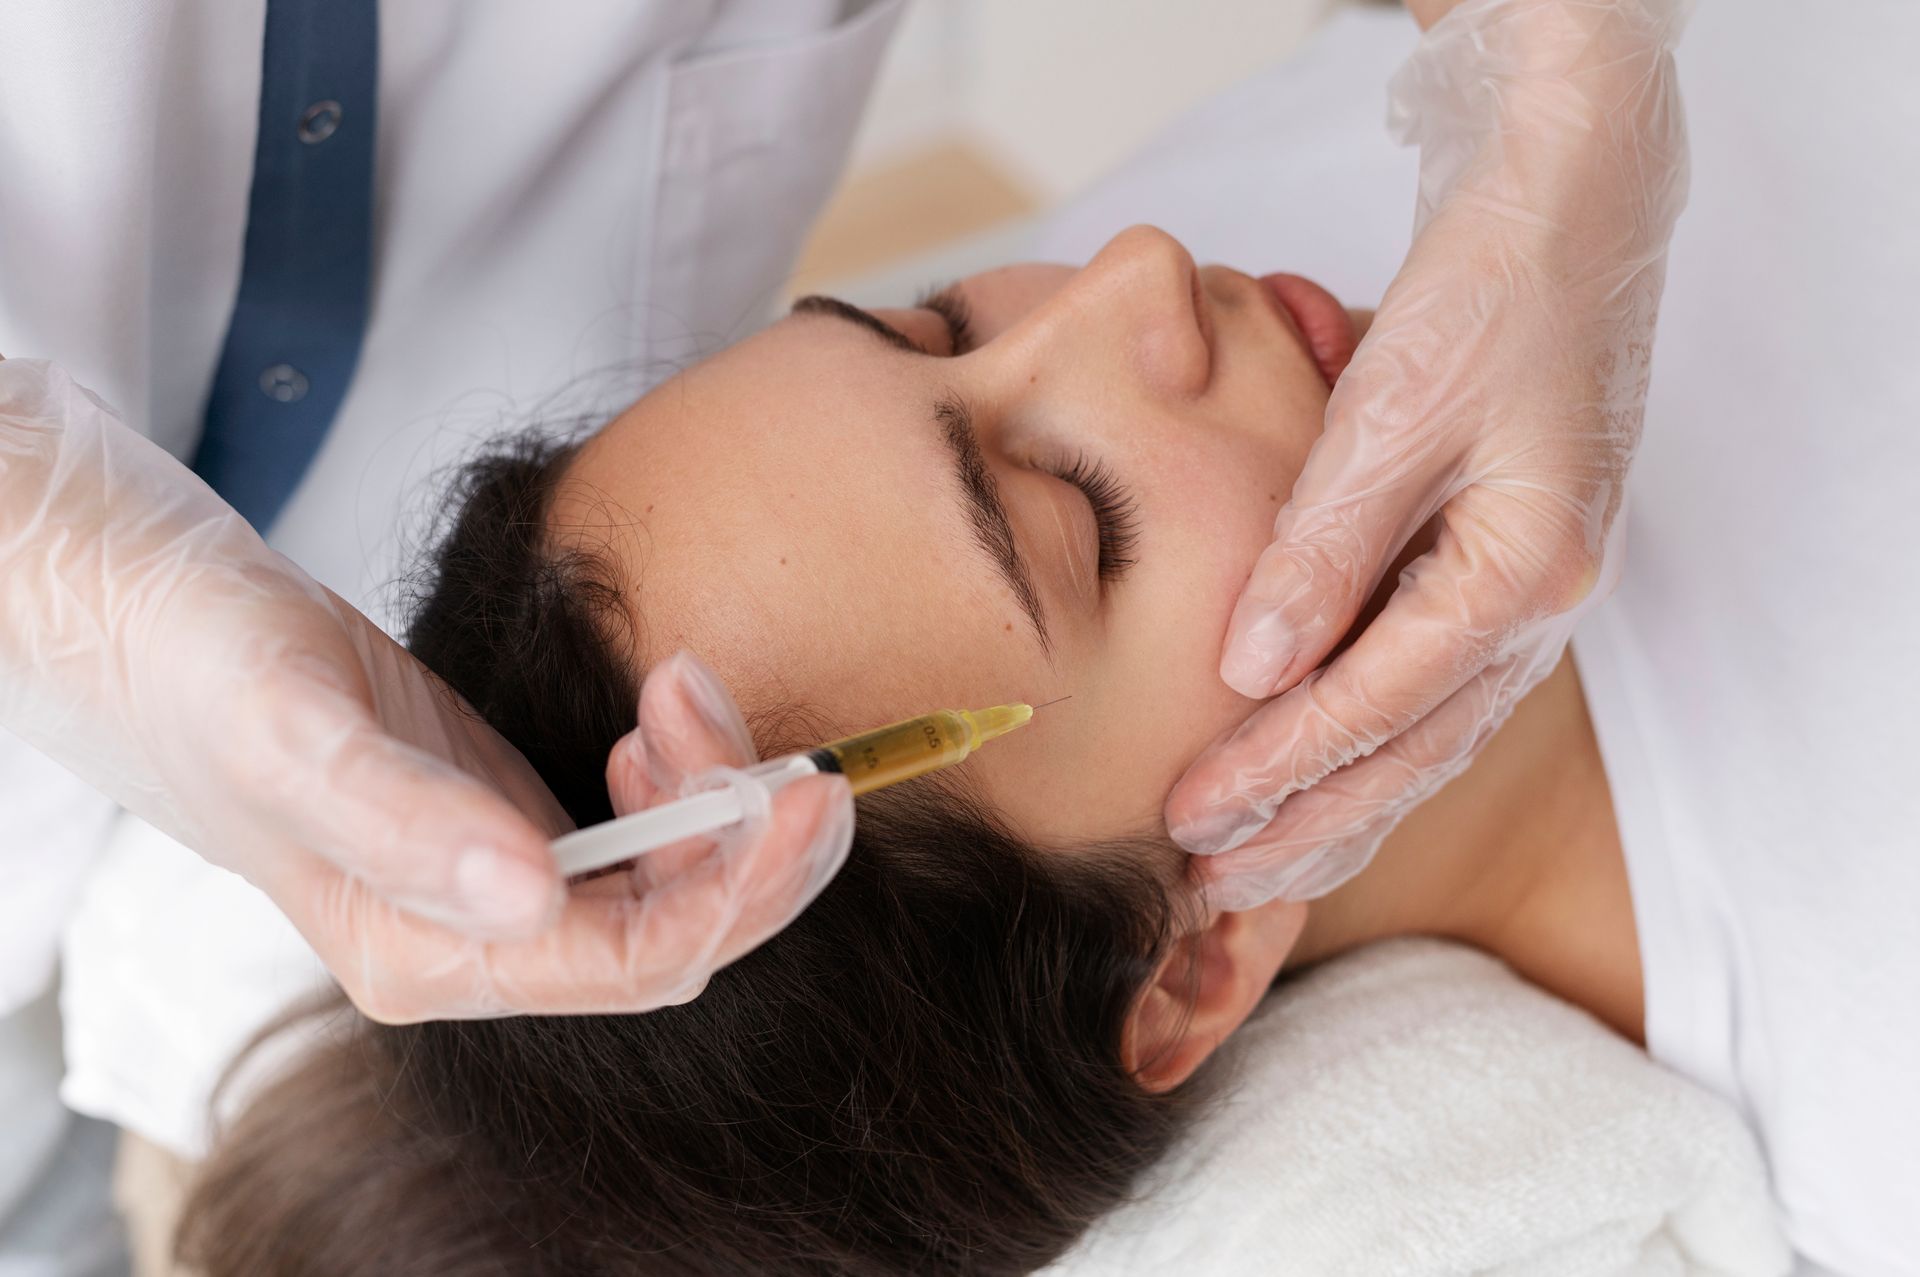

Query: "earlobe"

xmin=1123 ymin=899 xmax=1308 ymax=1093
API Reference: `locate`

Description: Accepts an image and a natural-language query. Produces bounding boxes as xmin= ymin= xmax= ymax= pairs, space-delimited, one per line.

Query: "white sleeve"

xmin=0 ymin=728 xmax=120 ymax=1017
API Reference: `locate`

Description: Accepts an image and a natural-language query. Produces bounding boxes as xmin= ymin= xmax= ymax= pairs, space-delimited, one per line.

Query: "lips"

xmin=1258 ymin=272 xmax=1356 ymax=388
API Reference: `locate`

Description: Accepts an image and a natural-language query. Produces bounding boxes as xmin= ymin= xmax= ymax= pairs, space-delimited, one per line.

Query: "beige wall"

xmin=798 ymin=0 xmax=1360 ymax=286
xmin=847 ymin=0 xmax=1347 ymax=199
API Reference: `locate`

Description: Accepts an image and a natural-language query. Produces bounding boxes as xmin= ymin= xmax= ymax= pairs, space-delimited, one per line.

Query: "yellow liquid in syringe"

xmin=805 ymin=704 xmax=1032 ymax=796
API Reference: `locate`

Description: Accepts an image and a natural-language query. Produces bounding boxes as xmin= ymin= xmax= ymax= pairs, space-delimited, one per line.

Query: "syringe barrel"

xmin=811 ymin=710 xmax=979 ymax=796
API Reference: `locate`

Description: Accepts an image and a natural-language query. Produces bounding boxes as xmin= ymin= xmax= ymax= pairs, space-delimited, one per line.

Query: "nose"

xmin=994 ymin=225 xmax=1211 ymax=401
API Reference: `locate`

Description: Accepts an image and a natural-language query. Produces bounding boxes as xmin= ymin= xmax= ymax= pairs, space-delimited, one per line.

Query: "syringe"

xmin=550 ymin=703 xmax=1035 ymax=878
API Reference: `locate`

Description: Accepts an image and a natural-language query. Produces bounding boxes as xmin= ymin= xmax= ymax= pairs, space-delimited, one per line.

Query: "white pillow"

xmin=1045 ymin=938 xmax=1790 ymax=1277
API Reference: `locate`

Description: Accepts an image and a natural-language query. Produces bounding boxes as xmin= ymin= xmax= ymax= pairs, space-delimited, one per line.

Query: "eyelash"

xmin=1048 ymin=452 xmax=1140 ymax=582
xmin=915 ymin=284 xmax=977 ymax=356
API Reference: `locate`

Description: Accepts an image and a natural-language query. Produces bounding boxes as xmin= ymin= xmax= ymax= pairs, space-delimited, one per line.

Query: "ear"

xmin=1121 ymin=898 xmax=1309 ymax=1092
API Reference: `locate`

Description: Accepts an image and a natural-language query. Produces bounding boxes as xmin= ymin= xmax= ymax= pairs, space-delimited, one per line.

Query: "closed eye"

xmin=1046 ymin=453 xmax=1139 ymax=582
xmin=914 ymin=283 xmax=977 ymax=356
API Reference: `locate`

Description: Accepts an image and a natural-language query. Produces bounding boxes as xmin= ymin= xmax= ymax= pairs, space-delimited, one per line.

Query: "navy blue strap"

xmin=191 ymin=0 xmax=379 ymax=536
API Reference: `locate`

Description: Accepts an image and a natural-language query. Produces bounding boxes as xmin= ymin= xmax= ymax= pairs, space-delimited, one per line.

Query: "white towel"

xmin=1045 ymin=938 xmax=1791 ymax=1277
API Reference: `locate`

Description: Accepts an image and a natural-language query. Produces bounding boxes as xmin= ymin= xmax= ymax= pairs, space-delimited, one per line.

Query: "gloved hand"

xmin=0 ymin=356 xmax=852 ymax=1020
xmin=1166 ymin=0 xmax=1691 ymax=908
xmin=271 ymin=649 xmax=853 ymax=1021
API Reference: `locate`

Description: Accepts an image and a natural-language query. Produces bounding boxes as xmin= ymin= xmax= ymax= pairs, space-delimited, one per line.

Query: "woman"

xmin=175 ymin=226 xmax=1669 ymax=1273
xmin=62 ymin=4 xmax=1920 ymax=1272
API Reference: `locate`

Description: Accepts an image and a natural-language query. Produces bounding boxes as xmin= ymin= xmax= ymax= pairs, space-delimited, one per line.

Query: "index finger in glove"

xmin=1190 ymin=651 xmax=1542 ymax=910
xmin=1217 ymin=376 xmax=1446 ymax=700
xmin=1171 ymin=496 xmax=1597 ymax=855
xmin=602 ymin=650 xmax=767 ymax=886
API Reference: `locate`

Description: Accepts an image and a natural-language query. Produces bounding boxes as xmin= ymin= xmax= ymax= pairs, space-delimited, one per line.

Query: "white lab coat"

xmin=0 ymin=0 xmax=903 ymax=1261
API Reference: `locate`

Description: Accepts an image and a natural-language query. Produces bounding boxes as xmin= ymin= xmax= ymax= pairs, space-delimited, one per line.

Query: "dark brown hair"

xmin=177 ymin=429 xmax=1206 ymax=1276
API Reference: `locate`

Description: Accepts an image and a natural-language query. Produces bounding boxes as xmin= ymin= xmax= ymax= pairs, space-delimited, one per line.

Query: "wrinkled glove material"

xmin=1169 ymin=0 xmax=1692 ymax=910
xmin=0 ymin=359 xmax=852 ymax=1019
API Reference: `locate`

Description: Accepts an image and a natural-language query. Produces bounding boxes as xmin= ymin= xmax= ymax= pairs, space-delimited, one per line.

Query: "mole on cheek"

xmin=1004 ymin=621 xmax=1013 ymax=633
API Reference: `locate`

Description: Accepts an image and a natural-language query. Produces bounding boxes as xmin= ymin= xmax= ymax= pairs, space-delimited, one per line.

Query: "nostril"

xmin=1191 ymin=266 xmax=1215 ymax=360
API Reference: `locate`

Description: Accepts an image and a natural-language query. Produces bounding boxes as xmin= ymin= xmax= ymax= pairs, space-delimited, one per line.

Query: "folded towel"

xmin=1045 ymin=938 xmax=1790 ymax=1277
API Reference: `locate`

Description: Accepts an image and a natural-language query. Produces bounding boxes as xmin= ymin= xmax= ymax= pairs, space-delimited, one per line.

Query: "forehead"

xmin=560 ymin=319 xmax=1048 ymax=746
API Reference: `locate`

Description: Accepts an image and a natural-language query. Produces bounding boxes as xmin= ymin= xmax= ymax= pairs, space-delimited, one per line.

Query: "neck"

xmin=1285 ymin=654 xmax=1645 ymax=1043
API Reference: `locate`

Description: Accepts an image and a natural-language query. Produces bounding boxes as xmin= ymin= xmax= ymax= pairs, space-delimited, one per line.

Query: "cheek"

xmin=1104 ymin=609 xmax=1261 ymax=781
xmin=1084 ymin=436 xmax=1290 ymax=812
xmin=952 ymin=477 xmax=1275 ymax=845
xmin=1149 ymin=432 xmax=1291 ymax=628
xmin=992 ymin=658 xmax=1255 ymax=845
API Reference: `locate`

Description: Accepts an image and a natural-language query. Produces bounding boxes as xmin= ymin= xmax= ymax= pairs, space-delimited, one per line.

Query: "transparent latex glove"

xmin=1166 ymin=0 xmax=1691 ymax=909
xmin=0 ymin=357 xmax=851 ymax=1019
xmin=281 ymin=649 xmax=853 ymax=1021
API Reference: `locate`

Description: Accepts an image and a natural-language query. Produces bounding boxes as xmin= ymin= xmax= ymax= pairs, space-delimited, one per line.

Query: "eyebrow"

xmin=790 ymin=294 xmax=926 ymax=354
xmin=936 ymin=397 xmax=1052 ymax=658
xmin=789 ymin=294 xmax=1053 ymax=657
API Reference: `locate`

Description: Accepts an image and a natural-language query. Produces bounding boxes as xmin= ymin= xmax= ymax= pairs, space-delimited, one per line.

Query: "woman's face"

xmin=562 ymin=225 xmax=1347 ymax=847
